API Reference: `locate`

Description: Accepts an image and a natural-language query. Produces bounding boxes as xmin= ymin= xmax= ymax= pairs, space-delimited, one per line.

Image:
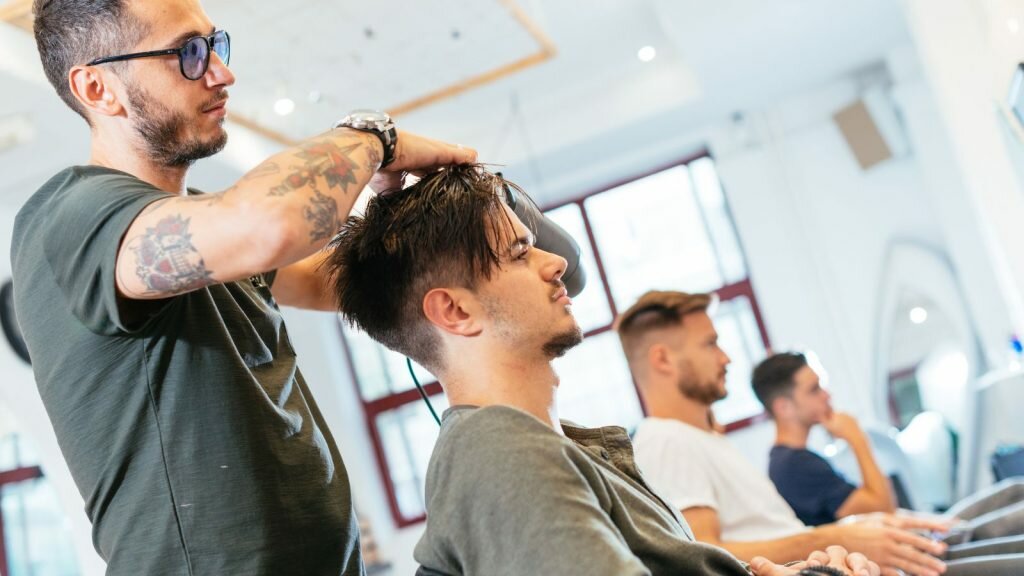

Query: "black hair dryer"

xmin=499 ymin=175 xmax=587 ymax=297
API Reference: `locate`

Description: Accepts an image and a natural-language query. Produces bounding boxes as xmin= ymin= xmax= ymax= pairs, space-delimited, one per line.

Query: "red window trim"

xmin=338 ymin=150 xmax=772 ymax=527
xmin=0 ymin=465 xmax=44 ymax=576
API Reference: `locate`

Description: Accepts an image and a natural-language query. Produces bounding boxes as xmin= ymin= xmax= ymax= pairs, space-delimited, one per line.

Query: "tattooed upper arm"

xmin=117 ymin=212 xmax=215 ymax=297
xmin=115 ymin=130 xmax=377 ymax=300
xmin=114 ymin=190 xmax=279 ymax=300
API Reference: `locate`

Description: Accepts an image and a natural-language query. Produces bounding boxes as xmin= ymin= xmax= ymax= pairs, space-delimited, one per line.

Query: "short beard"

xmin=126 ymin=83 xmax=227 ymax=168
xmin=677 ymin=377 xmax=727 ymax=405
xmin=542 ymin=325 xmax=584 ymax=359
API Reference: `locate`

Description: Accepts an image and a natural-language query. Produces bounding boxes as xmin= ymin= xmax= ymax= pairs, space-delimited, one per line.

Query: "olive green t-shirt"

xmin=11 ymin=166 xmax=363 ymax=576
xmin=414 ymin=405 xmax=753 ymax=575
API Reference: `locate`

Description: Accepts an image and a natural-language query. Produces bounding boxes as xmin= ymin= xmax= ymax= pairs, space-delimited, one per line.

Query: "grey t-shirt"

xmin=11 ymin=166 xmax=363 ymax=576
xmin=414 ymin=405 xmax=753 ymax=575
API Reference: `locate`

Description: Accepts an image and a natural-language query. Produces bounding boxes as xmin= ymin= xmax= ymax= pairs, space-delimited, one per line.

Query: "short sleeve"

xmin=816 ymin=459 xmax=857 ymax=522
xmin=634 ymin=424 xmax=718 ymax=513
xmin=770 ymin=448 xmax=855 ymax=526
xmin=40 ymin=171 xmax=168 ymax=335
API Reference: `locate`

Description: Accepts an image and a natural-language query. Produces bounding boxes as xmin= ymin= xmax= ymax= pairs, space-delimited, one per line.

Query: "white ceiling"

xmin=0 ymin=0 xmax=912 ymax=208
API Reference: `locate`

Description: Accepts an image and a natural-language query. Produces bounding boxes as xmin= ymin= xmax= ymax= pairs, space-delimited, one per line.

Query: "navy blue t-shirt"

xmin=768 ymin=445 xmax=856 ymax=526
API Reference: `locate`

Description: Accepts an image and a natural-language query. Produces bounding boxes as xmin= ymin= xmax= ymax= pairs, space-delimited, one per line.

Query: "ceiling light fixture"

xmin=637 ymin=45 xmax=656 ymax=63
xmin=909 ymin=307 xmax=928 ymax=325
xmin=274 ymin=98 xmax=296 ymax=116
xmin=1009 ymin=18 xmax=1020 ymax=34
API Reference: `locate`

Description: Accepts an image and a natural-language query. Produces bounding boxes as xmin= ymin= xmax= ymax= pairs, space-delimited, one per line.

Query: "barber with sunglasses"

xmin=14 ymin=1 xmax=476 ymax=575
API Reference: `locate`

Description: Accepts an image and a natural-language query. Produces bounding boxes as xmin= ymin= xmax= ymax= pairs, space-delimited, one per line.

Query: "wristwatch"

xmin=333 ymin=109 xmax=397 ymax=168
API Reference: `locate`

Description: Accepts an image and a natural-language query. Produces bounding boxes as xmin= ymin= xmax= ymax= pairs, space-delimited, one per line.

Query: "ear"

xmin=771 ymin=396 xmax=793 ymax=420
xmin=68 ymin=65 xmax=125 ymax=119
xmin=422 ymin=287 xmax=482 ymax=337
xmin=647 ymin=343 xmax=674 ymax=376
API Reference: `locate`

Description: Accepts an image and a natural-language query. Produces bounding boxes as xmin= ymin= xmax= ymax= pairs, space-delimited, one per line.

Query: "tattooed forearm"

xmin=365 ymin=142 xmax=382 ymax=171
xmin=243 ymin=161 xmax=281 ymax=181
xmin=269 ymin=139 xmax=362 ymax=197
xmin=303 ymin=188 xmax=342 ymax=243
xmin=127 ymin=214 xmax=215 ymax=294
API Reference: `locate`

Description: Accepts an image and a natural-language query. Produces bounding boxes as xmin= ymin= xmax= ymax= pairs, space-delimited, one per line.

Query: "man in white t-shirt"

xmin=616 ymin=290 xmax=957 ymax=576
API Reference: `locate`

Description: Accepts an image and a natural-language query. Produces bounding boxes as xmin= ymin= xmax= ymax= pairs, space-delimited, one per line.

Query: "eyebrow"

xmin=508 ymin=233 xmax=535 ymax=254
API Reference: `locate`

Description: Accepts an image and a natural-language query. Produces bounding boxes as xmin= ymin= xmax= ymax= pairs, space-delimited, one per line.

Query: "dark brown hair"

xmin=325 ymin=165 xmax=527 ymax=371
xmin=33 ymin=0 xmax=148 ymax=121
xmin=751 ymin=352 xmax=808 ymax=416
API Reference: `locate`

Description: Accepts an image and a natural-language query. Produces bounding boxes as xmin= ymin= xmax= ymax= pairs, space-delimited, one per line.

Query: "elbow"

xmin=236 ymin=198 xmax=302 ymax=272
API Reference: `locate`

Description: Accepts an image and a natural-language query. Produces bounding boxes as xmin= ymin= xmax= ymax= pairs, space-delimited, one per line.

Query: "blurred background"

xmin=2 ymin=0 xmax=1024 ymax=574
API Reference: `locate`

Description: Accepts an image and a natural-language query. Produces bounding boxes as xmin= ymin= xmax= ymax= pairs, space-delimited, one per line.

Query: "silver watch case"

xmin=334 ymin=109 xmax=397 ymax=167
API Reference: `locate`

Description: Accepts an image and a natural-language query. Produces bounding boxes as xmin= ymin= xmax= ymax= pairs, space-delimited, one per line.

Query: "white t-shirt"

xmin=633 ymin=417 xmax=807 ymax=542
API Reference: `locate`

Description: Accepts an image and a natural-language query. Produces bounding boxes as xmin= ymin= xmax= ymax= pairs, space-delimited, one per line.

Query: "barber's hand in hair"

xmin=750 ymin=546 xmax=880 ymax=576
xmin=822 ymin=412 xmax=865 ymax=442
xmin=368 ymin=131 xmax=478 ymax=194
xmin=819 ymin=523 xmax=947 ymax=576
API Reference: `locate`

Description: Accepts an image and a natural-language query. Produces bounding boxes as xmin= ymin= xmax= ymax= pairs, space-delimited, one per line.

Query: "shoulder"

xmin=18 ymin=166 xmax=161 ymax=226
xmin=433 ymin=405 xmax=596 ymax=477
xmin=634 ymin=418 xmax=715 ymax=455
xmin=427 ymin=405 xmax=598 ymax=500
xmin=438 ymin=405 xmax=569 ymax=459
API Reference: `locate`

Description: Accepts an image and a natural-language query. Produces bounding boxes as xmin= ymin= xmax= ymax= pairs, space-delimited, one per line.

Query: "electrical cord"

xmin=408 ymin=357 xmax=441 ymax=425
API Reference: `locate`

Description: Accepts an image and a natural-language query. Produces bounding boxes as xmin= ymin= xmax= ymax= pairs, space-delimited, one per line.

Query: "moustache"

xmin=201 ymin=90 xmax=229 ymax=112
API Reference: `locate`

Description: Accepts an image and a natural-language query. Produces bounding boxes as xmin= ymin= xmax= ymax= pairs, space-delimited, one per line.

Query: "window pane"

xmin=690 ymin=157 xmax=747 ymax=284
xmin=711 ymin=296 xmax=768 ymax=425
xmin=2 ymin=477 xmax=79 ymax=576
xmin=0 ymin=434 xmax=26 ymax=471
xmin=342 ymin=324 xmax=437 ymax=401
xmin=554 ymin=331 xmax=644 ymax=431
xmin=543 ymin=204 xmax=612 ymax=332
xmin=585 ymin=165 xmax=723 ymax=312
xmin=375 ymin=394 xmax=449 ymax=520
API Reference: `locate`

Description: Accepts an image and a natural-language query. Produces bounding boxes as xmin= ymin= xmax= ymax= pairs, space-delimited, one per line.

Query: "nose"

xmin=205 ymin=52 xmax=235 ymax=87
xmin=542 ymin=249 xmax=567 ymax=284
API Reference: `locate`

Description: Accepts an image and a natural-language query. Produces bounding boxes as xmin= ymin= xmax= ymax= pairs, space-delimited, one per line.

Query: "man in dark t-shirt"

xmin=15 ymin=1 xmax=475 ymax=574
xmin=752 ymin=352 xmax=1024 ymax=564
xmin=751 ymin=352 xmax=898 ymax=527
xmin=768 ymin=444 xmax=857 ymax=526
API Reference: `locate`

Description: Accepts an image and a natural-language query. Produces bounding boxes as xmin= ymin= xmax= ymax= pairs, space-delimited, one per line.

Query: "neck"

xmin=774 ymin=419 xmax=810 ymax=449
xmin=90 ymin=132 xmax=188 ymax=194
xmin=442 ymin=348 xmax=563 ymax=434
xmin=642 ymin=378 xmax=715 ymax=432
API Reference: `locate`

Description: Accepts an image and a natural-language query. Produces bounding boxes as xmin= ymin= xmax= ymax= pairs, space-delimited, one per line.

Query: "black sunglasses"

xmin=87 ymin=30 xmax=230 ymax=81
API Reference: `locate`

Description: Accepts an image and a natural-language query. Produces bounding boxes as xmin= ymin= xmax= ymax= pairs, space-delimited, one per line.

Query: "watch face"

xmin=351 ymin=109 xmax=388 ymax=122
xmin=1 ymin=279 xmax=31 ymax=365
xmin=347 ymin=109 xmax=391 ymax=128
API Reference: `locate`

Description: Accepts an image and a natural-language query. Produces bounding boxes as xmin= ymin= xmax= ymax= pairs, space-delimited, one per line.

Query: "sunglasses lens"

xmin=212 ymin=31 xmax=230 ymax=66
xmin=181 ymin=36 xmax=209 ymax=80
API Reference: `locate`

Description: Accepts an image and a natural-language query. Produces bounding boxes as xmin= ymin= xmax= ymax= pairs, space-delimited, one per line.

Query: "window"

xmin=338 ymin=151 xmax=770 ymax=526
xmin=0 ymin=432 xmax=80 ymax=576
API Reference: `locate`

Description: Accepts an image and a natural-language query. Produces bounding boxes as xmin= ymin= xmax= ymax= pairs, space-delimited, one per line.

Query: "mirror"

xmin=874 ymin=241 xmax=982 ymax=506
